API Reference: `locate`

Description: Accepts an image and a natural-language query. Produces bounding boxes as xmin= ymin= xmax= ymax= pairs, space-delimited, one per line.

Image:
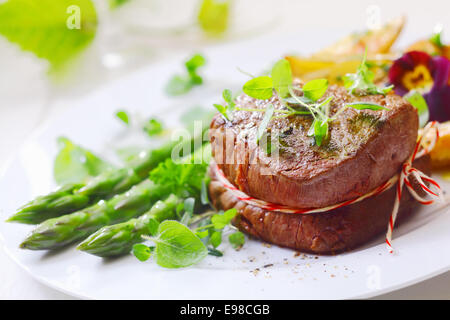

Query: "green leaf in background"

xmin=54 ymin=137 xmax=113 ymax=185
xmin=271 ymin=59 xmax=292 ymax=98
xmin=143 ymin=118 xmax=164 ymax=136
xmin=153 ymin=220 xmax=208 ymax=268
xmin=166 ymin=54 xmax=206 ymax=96
xmin=0 ymin=0 xmax=98 ymax=72
xmin=109 ymin=0 xmax=130 ymax=9
xmin=404 ymin=90 xmax=429 ymax=127
xmin=198 ymin=0 xmax=230 ymax=36
xmin=132 ymin=243 xmax=153 ymax=262
xmin=115 ymin=110 xmax=130 ymax=125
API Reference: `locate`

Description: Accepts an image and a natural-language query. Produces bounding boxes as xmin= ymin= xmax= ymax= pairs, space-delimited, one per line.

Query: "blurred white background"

xmin=0 ymin=0 xmax=449 ymax=299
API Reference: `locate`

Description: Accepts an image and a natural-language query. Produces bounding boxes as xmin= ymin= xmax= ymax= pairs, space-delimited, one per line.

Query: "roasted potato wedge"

xmin=421 ymin=121 xmax=450 ymax=169
xmin=312 ymin=16 xmax=405 ymax=59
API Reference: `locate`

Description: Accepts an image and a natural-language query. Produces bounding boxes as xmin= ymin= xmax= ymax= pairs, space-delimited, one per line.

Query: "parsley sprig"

xmin=214 ymin=56 xmax=390 ymax=148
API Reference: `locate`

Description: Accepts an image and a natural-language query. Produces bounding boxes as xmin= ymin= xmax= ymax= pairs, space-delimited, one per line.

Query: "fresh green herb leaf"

xmin=198 ymin=0 xmax=230 ymax=36
xmin=201 ymin=177 xmax=210 ymax=205
xmin=214 ymin=89 xmax=236 ymax=121
xmin=346 ymin=102 xmax=389 ymax=111
xmin=228 ymin=231 xmax=245 ymax=249
xmin=0 ymin=0 xmax=97 ymax=72
xmin=209 ymin=231 xmax=222 ymax=248
xmin=222 ymin=89 xmax=235 ymax=109
xmin=132 ymin=243 xmax=153 ymax=262
xmin=143 ymin=118 xmax=164 ymax=136
xmin=404 ymin=90 xmax=429 ymax=127
xmin=343 ymin=51 xmax=393 ymax=96
xmin=166 ymin=54 xmax=206 ymax=96
xmin=207 ymin=247 xmax=223 ymax=257
xmin=152 ymin=220 xmax=208 ymax=268
xmin=302 ymin=79 xmax=329 ymax=102
xmin=185 ymin=54 xmax=206 ymax=78
xmin=430 ymin=30 xmax=444 ymax=49
xmin=211 ymin=208 xmax=237 ymax=229
xmin=256 ymin=104 xmax=275 ymax=143
xmin=180 ymin=198 xmax=195 ymax=225
xmin=243 ymin=76 xmax=274 ymax=100
xmin=271 ymin=59 xmax=293 ymax=98
xmin=115 ymin=110 xmax=129 ymax=125
xmin=214 ymin=104 xmax=231 ymax=121
xmin=196 ymin=230 xmax=209 ymax=239
xmin=314 ymin=120 xmax=328 ymax=147
xmin=54 ymin=137 xmax=113 ymax=185
xmin=149 ymin=151 xmax=210 ymax=199
xmin=109 ymin=0 xmax=130 ymax=9
xmin=165 ymin=75 xmax=193 ymax=96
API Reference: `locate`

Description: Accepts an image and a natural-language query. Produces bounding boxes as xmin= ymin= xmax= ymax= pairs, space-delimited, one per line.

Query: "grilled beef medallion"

xmin=210 ymin=85 xmax=419 ymax=209
xmin=208 ymin=156 xmax=431 ymax=254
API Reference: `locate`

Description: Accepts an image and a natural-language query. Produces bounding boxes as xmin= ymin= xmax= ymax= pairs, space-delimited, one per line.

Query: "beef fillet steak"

xmin=209 ymin=85 xmax=419 ymax=208
xmin=208 ymin=156 xmax=431 ymax=254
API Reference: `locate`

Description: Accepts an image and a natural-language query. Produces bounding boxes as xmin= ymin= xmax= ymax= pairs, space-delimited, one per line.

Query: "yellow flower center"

xmin=402 ymin=64 xmax=434 ymax=91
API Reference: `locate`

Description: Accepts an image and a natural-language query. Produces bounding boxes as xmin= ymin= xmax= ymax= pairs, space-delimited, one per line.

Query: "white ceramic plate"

xmin=1 ymin=31 xmax=450 ymax=300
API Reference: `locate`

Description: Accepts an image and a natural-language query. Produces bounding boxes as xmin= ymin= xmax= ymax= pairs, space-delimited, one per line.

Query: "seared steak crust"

xmin=208 ymin=157 xmax=430 ymax=254
xmin=210 ymin=85 xmax=419 ymax=208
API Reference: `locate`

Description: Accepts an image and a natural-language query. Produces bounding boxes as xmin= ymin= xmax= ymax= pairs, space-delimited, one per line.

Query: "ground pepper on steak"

xmin=209 ymin=84 xmax=419 ymax=209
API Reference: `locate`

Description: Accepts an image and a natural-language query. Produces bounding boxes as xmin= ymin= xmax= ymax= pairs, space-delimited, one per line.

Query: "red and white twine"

xmin=213 ymin=121 xmax=444 ymax=253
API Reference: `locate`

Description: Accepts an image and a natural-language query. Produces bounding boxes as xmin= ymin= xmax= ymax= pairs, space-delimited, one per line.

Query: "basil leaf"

xmin=132 ymin=244 xmax=153 ymax=262
xmin=303 ymin=79 xmax=329 ymax=102
xmin=404 ymin=90 xmax=429 ymax=127
xmin=346 ymin=102 xmax=389 ymax=111
xmin=314 ymin=120 xmax=328 ymax=147
xmin=228 ymin=231 xmax=245 ymax=249
xmin=154 ymin=220 xmax=208 ymax=268
xmin=54 ymin=137 xmax=113 ymax=185
xmin=271 ymin=59 xmax=292 ymax=98
xmin=211 ymin=208 xmax=237 ymax=230
xmin=243 ymin=76 xmax=274 ymax=100
xmin=256 ymin=104 xmax=275 ymax=143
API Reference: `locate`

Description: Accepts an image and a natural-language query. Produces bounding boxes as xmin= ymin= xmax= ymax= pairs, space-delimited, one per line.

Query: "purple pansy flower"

xmin=389 ymin=51 xmax=450 ymax=122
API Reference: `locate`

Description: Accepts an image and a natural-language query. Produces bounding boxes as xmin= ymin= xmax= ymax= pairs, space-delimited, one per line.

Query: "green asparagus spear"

xmin=20 ymin=144 xmax=211 ymax=251
xmin=19 ymin=179 xmax=167 ymax=250
xmin=77 ymin=194 xmax=180 ymax=257
xmin=8 ymin=129 xmax=205 ymax=224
